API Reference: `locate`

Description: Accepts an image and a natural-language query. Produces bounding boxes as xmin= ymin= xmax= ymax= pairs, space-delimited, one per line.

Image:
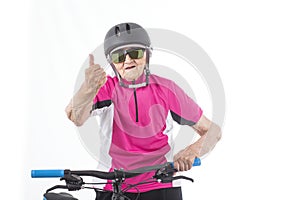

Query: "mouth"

xmin=125 ymin=65 xmax=136 ymax=70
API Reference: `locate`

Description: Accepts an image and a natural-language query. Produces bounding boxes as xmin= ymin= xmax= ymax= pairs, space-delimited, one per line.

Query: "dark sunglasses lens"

xmin=111 ymin=51 xmax=125 ymax=63
xmin=128 ymin=49 xmax=144 ymax=59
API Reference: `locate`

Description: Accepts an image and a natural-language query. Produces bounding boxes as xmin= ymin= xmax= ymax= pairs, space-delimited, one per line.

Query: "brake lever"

xmin=58 ymin=171 xmax=84 ymax=191
xmin=46 ymin=180 xmax=82 ymax=192
xmin=46 ymin=185 xmax=69 ymax=193
xmin=159 ymin=175 xmax=194 ymax=183
xmin=153 ymin=163 xmax=195 ymax=183
xmin=153 ymin=164 xmax=177 ymax=180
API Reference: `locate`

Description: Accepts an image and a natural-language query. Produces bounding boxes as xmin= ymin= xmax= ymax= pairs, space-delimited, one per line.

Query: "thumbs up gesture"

xmin=84 ymin=54 xmax=107 ymax=92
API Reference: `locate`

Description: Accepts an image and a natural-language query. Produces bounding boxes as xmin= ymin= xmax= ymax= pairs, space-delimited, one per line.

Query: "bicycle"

xmin=31 ymin=158 xmax=201 ymax=200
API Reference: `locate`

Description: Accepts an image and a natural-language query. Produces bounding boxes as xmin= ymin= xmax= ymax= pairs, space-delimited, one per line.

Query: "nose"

xmin=124 ymin=54 xmax=133 ymax=63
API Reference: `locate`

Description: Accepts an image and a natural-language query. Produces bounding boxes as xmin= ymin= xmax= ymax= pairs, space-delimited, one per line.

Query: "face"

xmin=110 ymin=47 xmax=147 ymax=81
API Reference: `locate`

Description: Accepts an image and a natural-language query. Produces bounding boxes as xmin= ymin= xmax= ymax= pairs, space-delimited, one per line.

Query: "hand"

xmin=84 ymin=54 xmax=107 ymax=92
xmin=173 ymin=146 xmax=200 ymax=171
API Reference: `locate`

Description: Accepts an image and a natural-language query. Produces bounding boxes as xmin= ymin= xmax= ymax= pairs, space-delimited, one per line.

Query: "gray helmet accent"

xmin=104 ymin=22 xmax=151 ymax=56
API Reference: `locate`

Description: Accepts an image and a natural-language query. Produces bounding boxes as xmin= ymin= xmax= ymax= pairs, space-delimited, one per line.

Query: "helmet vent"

xmin=115 ymin=26 xmax=121 ymax=36
xmin=126 ymin=23 xmax=131 ymax=34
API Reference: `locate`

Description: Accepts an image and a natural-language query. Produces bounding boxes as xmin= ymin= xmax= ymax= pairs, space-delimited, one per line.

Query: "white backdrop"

xmin=1 ymin=0 xmax=300 ymax=199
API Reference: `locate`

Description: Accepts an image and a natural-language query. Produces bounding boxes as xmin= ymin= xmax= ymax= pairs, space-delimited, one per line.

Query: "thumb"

xmin=89 ymin=54 xmax=95 ymax=67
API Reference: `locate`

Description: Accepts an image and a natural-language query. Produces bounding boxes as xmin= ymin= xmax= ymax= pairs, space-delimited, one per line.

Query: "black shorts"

xmin=95 ymin=187 xmax=183 ymax=200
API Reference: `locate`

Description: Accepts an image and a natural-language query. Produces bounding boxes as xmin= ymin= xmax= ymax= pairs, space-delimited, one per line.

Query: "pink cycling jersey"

xmin=91 ymin=74 xmax=202 ymax=192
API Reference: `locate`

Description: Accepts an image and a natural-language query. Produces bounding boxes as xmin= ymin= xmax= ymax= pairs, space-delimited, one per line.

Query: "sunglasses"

xmin=110 ymin=48 xmax=145 ymax=63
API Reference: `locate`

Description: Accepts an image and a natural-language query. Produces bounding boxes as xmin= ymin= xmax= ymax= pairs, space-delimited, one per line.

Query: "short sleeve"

xmin=167 ymin=80 xmax=203 ymax=125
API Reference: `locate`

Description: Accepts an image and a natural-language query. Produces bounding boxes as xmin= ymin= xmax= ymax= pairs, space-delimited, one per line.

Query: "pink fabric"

xmin=93 ymin=74 xmax=202 ymax=192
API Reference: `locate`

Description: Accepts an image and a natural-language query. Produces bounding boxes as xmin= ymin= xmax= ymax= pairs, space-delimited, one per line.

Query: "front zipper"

xmin=133 ymin=88 xmax=139 ymax=122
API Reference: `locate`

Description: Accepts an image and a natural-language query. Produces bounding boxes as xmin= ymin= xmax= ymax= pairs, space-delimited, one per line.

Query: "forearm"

xmin=66 ymin=54 xmax=107 ymax=126
xmin=173 ymin=115 xmax=222 ymax=171
xmin=190 ymin=122 xmax=222 ymax=157
xmin=65 ymin=82 xmax=97 ymax=126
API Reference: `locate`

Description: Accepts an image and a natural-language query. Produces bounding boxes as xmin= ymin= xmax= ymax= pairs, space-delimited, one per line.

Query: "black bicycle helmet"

xmin=104 ymin=22 xmax=151 ymax=57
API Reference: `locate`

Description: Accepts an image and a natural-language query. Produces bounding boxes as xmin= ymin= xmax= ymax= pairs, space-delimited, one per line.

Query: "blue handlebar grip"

xmin=31 ymin=170 xmax=65 ymax=178
xmin=193 ymin=157 xmax=201 ymax=166
xmin=170 ymin=157 xmax=201 ymax=168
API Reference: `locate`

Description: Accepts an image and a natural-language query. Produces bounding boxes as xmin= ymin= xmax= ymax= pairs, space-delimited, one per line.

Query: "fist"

xmin=173 ymin=147 xmax=200 ymax=171
xmin=85 ymin=54 xmax=107 ymax=91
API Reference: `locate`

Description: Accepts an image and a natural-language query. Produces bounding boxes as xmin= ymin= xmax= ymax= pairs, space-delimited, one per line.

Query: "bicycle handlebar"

xmin=31 ymin=158 xmax=201 ymax=178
